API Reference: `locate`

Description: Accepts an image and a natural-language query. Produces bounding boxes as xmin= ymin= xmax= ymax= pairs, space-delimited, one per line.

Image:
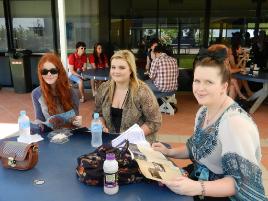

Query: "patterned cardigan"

xmin=95 ymin=80 xmax=162 ymax=143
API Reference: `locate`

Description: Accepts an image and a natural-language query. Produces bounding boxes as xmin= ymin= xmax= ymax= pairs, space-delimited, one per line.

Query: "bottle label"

xmin=104 ymin=172 xmax=118 ymax=188
xmin=91 ymin=123 xmax=102 ymax=132
xmin=19 ymin=121 xmax=30 ymax=129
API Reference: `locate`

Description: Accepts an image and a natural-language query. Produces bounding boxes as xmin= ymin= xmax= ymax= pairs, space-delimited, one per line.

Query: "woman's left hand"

xmin=162 ymin=176 xmax=202 ymax=196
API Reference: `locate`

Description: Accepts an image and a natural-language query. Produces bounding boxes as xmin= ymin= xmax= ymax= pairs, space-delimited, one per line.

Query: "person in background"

xmin=145 ymin=38 xmax=159 ymax=72
xmin=146 ymin=45 xmax=179 ymax=95
xmin=152 ymin=47 xmax=266 ymax=201
xmin=206 ymin=44 xmax=249 ymax=100
xmin=68 ymin=41 xmax=87 ymax=103
xmin=32 ymin=53 xmax=80 ymax=132
xmin=229 ymin=43 xmax=253 ymax=98
xmin=89 ymin=42 xmax=109 ymax=96
xmin=95 ymin=50 xmax=162 ymax=143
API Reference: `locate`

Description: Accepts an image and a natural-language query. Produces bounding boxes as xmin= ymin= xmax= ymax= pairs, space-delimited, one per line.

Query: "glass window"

xmin=65 ymin=0 xmax=99 ymax=53
xmin=111 ymin=0 xmax=157 ymax=50
xmin=260 ymin=1 xmax=268 ymax=34
xmin=111 ymin=0 xmax=205 ymax=56
xmin=0 ymin=0 xmax=7 ymax=51
xmin=210 ymin=0 xmax=259 ymax=46
xmin=10 ymin=0 xmax=54 ymax=53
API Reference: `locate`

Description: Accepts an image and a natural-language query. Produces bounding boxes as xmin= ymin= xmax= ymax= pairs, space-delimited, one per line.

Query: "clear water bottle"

xmin=18 ymin=110 xmax=31 ymax=137
xmin=90 ymin=112 xmax=102 ymax=147
xmin=103 ymin=153 xmax=119 ymax=195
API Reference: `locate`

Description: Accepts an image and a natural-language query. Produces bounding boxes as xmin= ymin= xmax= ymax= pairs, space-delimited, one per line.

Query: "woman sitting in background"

xmin=153 ymin=47 xmax=266 ymax=200
xmin=32 ymin=53 xmax=80 ymax=131
xmin=207 ymin=44 xmax=248 ymax=100
xmin=229 ymin=43 xmax=253 ymax=98
xmin=95 ymin=50 xmax=162 ymax=143
xmin=89 ymin=42 xmax=109 ymax=96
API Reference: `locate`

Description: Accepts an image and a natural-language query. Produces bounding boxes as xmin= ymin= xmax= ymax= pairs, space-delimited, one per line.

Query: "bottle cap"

xmin=106 ymin=153 xmax=115 ymax=160
xmin=93 ymin=113 xmax=99 ymax=119
xmin=20 ymin=110 xmax=26 ymax=116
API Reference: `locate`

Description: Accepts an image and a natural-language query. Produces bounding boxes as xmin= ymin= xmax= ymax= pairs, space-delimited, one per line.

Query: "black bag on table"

xmin=76 ymin=140 xmax=145 ymax=186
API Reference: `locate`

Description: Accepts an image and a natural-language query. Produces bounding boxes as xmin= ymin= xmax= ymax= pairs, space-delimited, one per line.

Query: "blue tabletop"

xmin=0 ymin=132 xmax=193 ymax=201
xmin=82 ymin=68 xmax=110 ymax=81
xmin=233 ymin=71 xmax=268 ymax=83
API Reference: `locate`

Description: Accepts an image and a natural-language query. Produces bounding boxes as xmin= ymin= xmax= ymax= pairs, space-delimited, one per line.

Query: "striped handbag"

xmin=0 ymin=141 xmax=38 ymax=170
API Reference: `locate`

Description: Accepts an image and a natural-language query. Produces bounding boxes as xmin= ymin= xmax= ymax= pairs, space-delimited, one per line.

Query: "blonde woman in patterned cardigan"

xmin=95 ymin=50 xmax=162 ymax=143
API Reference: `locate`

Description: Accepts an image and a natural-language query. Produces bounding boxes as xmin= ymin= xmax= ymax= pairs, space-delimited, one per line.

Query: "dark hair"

xmin=194 ymin=46 xmax=231 ymax=86
xmin=150 ymin=38 xmax=159 ymax=47
xmin=231 ymin=43 xmax=241 ymax=64
xmin=153 ymin=45 xmax=164 ymax=53
xmin=93 ymin=42 xmax=106 ymax=66
xmin=75 ymin=41 xmax=86 ymax=49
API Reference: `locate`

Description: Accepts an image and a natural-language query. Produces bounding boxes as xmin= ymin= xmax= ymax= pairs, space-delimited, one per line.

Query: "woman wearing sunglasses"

xmin=31 ymin=53 xmax=80 ymax=132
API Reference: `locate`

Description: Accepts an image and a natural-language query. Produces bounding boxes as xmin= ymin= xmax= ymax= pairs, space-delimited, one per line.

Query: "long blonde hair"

xmin=109 ymin=50 xmax=141 ymax=103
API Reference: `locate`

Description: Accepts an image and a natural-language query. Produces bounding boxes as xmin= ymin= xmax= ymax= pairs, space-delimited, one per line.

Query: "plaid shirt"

xmin=149 ymin=53 xmax=179 ymax=92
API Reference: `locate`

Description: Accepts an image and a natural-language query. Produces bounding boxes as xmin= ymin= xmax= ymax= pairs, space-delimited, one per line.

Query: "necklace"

xmin=206 ymin=97 xmax=228 ymax=126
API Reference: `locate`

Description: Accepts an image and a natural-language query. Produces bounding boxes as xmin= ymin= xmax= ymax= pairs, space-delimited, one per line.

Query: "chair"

xmin=155 ymin=91 xmax=177 ymax=115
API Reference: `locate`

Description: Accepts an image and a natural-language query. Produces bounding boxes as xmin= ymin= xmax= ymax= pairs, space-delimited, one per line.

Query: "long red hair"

xmin=37 ymin=53 xmax=74 ymax=115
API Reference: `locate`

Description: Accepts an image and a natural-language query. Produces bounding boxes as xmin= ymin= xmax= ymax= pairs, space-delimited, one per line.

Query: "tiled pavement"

xmin=0 ymin=88 xmax=267 ymax=194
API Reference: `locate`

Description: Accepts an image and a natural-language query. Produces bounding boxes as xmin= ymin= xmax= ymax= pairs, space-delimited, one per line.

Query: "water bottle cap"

xmin=20 ymin=110 xmax=26 ymax=116
xmin=106 ymin=153 xmax=115 ymax=160
xmin=93 ymin=113 xmax=99 ymax=119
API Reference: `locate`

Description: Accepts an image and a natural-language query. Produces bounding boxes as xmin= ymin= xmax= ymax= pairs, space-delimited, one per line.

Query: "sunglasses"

xmin=80 ymin=47 xmax=86 ymax=50
xmin=41 ymin=68 xmax=58 ymax=75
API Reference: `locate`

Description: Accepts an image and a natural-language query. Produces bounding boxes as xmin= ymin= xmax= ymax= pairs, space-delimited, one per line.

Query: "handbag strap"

xmin=116 ymin=140 xmax=129 ymax=158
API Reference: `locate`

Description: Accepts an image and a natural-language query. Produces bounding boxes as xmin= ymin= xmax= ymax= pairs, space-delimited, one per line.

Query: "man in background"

xmin=68 ymin=41 xmax=87 ymax=103
xmin=146 ymin=45 xmax=179 ymax=95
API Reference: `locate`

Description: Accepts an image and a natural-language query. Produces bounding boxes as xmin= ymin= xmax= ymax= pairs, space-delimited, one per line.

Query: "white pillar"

xmin=57 ymin=0 xmax=68 ymax=70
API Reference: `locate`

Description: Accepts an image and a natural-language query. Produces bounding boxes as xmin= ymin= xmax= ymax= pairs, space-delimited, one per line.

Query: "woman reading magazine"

xmin=31 ymin=53 xmax=80 ymax=132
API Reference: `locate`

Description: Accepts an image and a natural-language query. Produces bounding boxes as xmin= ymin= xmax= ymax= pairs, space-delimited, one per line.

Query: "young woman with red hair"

xmin=32 ymin=53 xmax=79 ymax=131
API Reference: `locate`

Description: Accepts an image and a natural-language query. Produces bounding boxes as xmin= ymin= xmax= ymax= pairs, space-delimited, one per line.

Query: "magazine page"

xmin=111 ymin=124 xmax=150 ymax=147
xmin=128 ymin=143 xmax=182 ymax=181
xmin=44 ymin=109 xmax=76 ymax=128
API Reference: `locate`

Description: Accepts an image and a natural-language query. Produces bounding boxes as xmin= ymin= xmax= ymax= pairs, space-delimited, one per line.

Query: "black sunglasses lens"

xmin=41 ymin=68 xmax=58 ymax=75
xmin=41 ymin=69 xmax=49 ymax=75
xmin=50 ymin=68 xmax=58 ymax=74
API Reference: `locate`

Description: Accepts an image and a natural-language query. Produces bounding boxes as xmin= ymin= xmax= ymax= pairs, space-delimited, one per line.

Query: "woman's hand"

xmin=102 ymin=127 xmax=109 ymax=133
xmin=162 ymin=176 xmax=202 ymax=196
xmin=152 ymin=142 xmax=170 ymax=156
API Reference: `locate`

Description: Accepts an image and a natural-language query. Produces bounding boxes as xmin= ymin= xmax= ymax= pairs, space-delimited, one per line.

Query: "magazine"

xmin=128 ymin=143 xmax=182 ymax=181
xmin=111 ymin=124 xmax=150 ymax=147
xmin=32 ymin=109 xmax=76 ymax=129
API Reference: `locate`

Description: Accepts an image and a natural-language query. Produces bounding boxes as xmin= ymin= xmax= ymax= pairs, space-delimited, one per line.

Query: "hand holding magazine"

xmin=111 ymin=124 xmax=182 ymax=181
xmin=128 ymin=143 xmax=182 ymax=181
xmin=33 ymin=109 xmax=76 ymax=129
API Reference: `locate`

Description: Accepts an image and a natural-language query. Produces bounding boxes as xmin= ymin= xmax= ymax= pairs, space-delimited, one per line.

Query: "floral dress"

xmin=186 ymin=103 xmax=267 ymax=201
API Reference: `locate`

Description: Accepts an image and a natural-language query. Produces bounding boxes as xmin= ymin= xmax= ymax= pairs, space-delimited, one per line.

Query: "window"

xmin=10 ymin=0 xmax=54 ymax=53
xmin=65 ymin=0 xmax=99 ymax=53
xmin=0 ymin=0 xmax=7 ymax=51
xmin=210 ymin=0 xmax=259 ymax=46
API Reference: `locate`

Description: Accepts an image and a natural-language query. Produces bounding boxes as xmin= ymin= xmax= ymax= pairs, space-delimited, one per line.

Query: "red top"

xmin=68 ymin=52 xmax=87 ymax=71
xmin=89 ymin=54 xmax=108 ymax=69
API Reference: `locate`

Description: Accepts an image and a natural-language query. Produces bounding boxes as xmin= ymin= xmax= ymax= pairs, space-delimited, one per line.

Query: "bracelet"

xmin=199 ymin=180 xmax=206 ymax=199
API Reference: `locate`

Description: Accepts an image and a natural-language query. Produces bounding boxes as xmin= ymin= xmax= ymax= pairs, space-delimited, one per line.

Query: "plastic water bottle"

xmin=18 ymin=110 xmax=31 ymax=137
xmin=103 ymin=153 xmax=119 ymax=195
xmin=90 ymin=112 xmax=102 ymax=147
